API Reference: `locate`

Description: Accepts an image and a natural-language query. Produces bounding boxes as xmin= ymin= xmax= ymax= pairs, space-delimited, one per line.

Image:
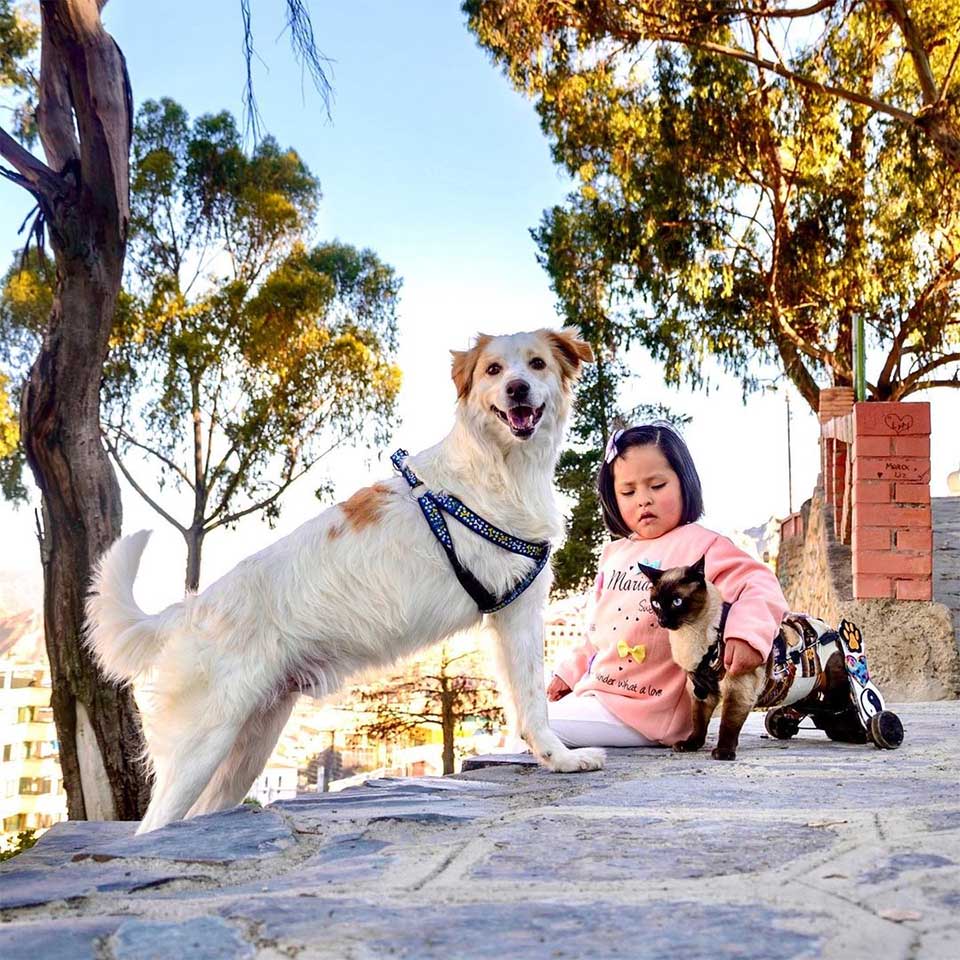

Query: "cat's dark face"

xmin=637 ymin=556 xmax=709 ymax=631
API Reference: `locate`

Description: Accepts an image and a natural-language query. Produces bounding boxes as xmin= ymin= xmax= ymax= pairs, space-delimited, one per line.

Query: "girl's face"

xmin=612 ymin=443 xmax=684 ymax=540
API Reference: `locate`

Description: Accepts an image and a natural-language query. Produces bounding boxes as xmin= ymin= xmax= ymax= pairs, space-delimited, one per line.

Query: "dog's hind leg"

xmin=488 ymin=595 xmax=605 ymax=773
xmin=137 ymin=719 xmax=244 ymax=834
xmin=186 ymin=691 xmax=298 ymax=819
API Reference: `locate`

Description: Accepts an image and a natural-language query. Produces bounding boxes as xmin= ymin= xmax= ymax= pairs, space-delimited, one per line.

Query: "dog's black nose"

xmin=506 ymin=379 xmax=529 ymax=401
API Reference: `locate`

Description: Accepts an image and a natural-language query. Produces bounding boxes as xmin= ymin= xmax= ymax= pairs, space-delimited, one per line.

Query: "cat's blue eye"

xmin=672 ymin=597 xmax=683 ymax=608
xmin=651 ymin=599 xmax=659 ymax=609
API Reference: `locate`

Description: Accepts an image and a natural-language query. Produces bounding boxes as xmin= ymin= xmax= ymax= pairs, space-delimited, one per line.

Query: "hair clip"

xmin=604 ymin=429 xmax=624 ymax=464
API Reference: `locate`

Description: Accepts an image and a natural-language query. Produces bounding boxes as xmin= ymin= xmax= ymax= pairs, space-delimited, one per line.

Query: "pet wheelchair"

xmin=759 ymin=615 xmax=904 ymax=750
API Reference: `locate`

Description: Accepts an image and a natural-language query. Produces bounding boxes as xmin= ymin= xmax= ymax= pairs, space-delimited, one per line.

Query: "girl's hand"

xmin=723 ymin=638 xmax=765 ymax=676
xmin=547 ymin=675 xmax=572 ymax=701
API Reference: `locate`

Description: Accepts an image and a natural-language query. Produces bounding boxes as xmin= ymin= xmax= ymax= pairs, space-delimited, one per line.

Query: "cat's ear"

xmin=638 ymin=563 xmax=662 ymax=584
xmin=691 ymin=555 xmax=707 ymax=580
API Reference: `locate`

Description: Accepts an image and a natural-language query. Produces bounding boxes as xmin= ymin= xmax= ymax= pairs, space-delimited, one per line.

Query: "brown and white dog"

xmin=86 ymin=328 xmax=605 ymax=833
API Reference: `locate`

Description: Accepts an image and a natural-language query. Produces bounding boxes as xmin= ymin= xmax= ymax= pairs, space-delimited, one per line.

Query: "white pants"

xmin=547 ymin=693 xmax=660 ymax=748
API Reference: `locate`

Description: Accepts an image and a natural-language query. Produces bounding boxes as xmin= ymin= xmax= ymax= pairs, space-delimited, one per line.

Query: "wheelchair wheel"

xmin=869 ymin=710 xmax=904 ymax=750
xmin=764 ymin=708 xmax=800 ymax=740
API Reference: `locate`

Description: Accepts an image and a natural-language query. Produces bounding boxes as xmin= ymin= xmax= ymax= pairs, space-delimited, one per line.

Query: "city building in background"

xmin=0 ymin=611 xmax=67 ymax=845
xmin=543 ymin=593 xmax=588 ymax=680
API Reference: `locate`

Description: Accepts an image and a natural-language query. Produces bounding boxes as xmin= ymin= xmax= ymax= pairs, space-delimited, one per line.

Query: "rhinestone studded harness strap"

xmin=689 ymin=601 xmax=733 ymax=701
xmin=391 ymin=449 xmax=551 ymax=614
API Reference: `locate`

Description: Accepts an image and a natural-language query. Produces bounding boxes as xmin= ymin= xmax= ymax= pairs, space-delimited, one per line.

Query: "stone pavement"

xmin=1 ymin=702 xmax=958 ymax=959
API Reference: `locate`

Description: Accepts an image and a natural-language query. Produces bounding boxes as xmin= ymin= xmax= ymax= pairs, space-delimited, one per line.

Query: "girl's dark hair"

xmin=597 ymin=423 xmax=704 ymax=537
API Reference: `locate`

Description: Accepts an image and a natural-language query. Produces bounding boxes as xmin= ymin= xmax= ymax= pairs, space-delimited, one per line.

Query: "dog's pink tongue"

xmin=508 ymin=406 xmax=534 ymax=430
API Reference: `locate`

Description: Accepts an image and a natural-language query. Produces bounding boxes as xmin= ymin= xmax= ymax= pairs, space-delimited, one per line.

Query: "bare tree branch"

xmin=650 ymin=32 xmax=917 ymax=125
xmin=103 ymin=433 xmax=187 ymax=534
xmin=105 ymin=423 xmax=192 ymax=485
xmin=939 ymin=40 xmax=960 ymax=102
xmin=883 ymin=0 xmax=940 ymax=104
xmin=899 ymin=351 xmax=960 ymax=393
xmin=0 ymin=123 xmax=64 ymax=196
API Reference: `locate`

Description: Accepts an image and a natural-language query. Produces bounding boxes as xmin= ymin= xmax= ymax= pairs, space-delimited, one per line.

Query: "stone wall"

xmin=778 ymin=488 xmax=960 ymax=701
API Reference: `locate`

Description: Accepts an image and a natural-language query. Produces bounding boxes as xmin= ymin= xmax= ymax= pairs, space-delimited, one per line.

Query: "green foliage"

xmin=1 ymin=99 xmax=402 ymax=587
xmin=0 ymin=0 xmax=35 ymax=88
xmin=0 ymin=829 xmax=37 ymax=861
xmin=467 ymin=1 xmax=960 ymax=413
xmin=0 ymin=371 xmax=25 ymax=502
xmin=535 ymin=184 xmax=689 ymax=593
xmin=0 ymin=248 xmax=51 ymax=503
xmin=0 ymin=0 xmax=39 ymax=140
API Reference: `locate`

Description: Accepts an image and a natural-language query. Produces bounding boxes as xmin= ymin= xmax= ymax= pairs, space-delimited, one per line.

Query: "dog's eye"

xmin=672 ymin=597 xmax=683 ymax=608
xmin=486 ymin=363 xmax=502 ymax=376
xmin=529 ymin=357 xmax=546 ymax=370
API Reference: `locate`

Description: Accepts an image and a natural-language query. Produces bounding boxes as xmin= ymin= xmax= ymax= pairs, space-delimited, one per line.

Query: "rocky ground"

xmin=1 ymin=702 xmax=958 ymax=959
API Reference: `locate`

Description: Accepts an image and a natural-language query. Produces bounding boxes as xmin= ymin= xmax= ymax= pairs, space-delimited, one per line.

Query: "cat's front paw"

xmin=711 ymin=746 xmax=736 ymax=761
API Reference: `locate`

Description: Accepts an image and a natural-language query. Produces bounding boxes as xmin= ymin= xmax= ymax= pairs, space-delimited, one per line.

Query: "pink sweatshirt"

xmin=552 ymin=523 xmax=789 ymax=745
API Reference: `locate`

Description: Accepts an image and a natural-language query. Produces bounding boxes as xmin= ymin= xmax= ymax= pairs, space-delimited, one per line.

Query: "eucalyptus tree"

xmin=0 ymin=0 xmax=331 ymax=822
xmin=4 ymin=100 xmax=402 ymax=593
xmin=466 ymin=1 xmax=960 ymax=413
xmin=537 ymin=211 xmax=686 ymax=593
xmin=110 ymin=100 xmax=400 ymax=592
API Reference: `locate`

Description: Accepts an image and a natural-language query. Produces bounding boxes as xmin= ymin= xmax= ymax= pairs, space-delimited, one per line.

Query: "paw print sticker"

xmin=840 ymin=620 xmax=862 ymax=652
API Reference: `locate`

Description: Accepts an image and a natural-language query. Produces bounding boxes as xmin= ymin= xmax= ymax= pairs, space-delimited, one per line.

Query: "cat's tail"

xmin=85 ymin=531 xmax=169 ymax=682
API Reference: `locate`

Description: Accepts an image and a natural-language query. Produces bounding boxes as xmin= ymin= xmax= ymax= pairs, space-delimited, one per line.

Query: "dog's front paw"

xmin=711 ymin=746 xmax=736 ymax=761
xmin=673 ymin=737 xmax=704 ymax=753
xmin=544 ymin=746 xmax=606 ymax=773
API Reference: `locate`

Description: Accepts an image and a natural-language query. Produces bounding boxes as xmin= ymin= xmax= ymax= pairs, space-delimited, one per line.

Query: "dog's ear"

xmin=637 ymin=563 xmax=663 ymax=584
xmin=546 ymin=327 xmax=595 ymax=383
xmin=450 ymin=334 xmax=493 ymax=401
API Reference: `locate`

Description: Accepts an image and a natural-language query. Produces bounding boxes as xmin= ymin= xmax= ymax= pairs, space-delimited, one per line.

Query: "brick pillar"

xmin=818 ymin=387 xmax=854 ymax=516
xmin=851 ymin=401 xmax=932 ymax=600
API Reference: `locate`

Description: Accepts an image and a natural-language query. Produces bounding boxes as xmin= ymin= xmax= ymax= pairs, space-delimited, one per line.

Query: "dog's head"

xmin=450 ymin=328 xmax=594 ymax=448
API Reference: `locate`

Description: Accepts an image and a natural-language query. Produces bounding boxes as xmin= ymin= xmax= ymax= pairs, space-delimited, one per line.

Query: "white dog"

xmin=86 ymin=328 xmax=605 ymax=833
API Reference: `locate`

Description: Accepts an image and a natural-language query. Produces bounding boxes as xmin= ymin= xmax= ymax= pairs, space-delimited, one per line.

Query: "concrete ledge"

xmin=1 ymin=703 xmax=959 ymax=958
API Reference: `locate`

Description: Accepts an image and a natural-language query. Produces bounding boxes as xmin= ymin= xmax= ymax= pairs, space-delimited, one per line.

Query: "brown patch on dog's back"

xmin=326 ymin=523 xmax=344 ymax=540
xmin=450 ymin=333 xmax=493 ymax=400
xmin=339 ymin=483 xmax=392 ymax=531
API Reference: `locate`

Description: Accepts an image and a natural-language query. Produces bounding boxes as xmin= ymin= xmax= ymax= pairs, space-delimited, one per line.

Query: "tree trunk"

xmin=17 ymin=1 xmax=148 ymax=820
xmin=184 ymin=526 xmax=204 ymax=593
xmin=441 ymin=689 xmax=455 ymax=776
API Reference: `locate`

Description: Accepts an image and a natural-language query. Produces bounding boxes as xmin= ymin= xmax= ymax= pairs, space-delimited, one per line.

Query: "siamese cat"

xmin=637 ymin=556 xmax=765 ymax=761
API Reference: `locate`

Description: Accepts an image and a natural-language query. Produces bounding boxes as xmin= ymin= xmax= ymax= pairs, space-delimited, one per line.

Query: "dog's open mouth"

xmin=492 ymin=403 xmax=545 ymax=439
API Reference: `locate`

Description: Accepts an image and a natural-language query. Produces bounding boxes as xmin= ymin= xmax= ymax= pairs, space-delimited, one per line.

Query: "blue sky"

xmin=1 ymin=1 xmax=956 ymax=612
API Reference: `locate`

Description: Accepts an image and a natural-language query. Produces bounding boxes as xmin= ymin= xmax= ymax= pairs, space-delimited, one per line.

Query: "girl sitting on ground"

xmin=547 ymin=423 xmax=788 ymax=748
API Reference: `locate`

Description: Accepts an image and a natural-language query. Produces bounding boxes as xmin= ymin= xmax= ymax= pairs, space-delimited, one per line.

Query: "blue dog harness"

xmin=391 ymin=448 xmax=551 ymax=614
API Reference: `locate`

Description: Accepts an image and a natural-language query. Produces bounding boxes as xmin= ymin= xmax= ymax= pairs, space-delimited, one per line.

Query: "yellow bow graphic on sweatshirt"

xmin=617 ymin=641 xmax=646 ymax=662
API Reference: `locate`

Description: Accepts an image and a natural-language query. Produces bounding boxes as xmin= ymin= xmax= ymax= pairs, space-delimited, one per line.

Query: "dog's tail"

xmin=85 ymin=530 xmax=167 ymax=683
